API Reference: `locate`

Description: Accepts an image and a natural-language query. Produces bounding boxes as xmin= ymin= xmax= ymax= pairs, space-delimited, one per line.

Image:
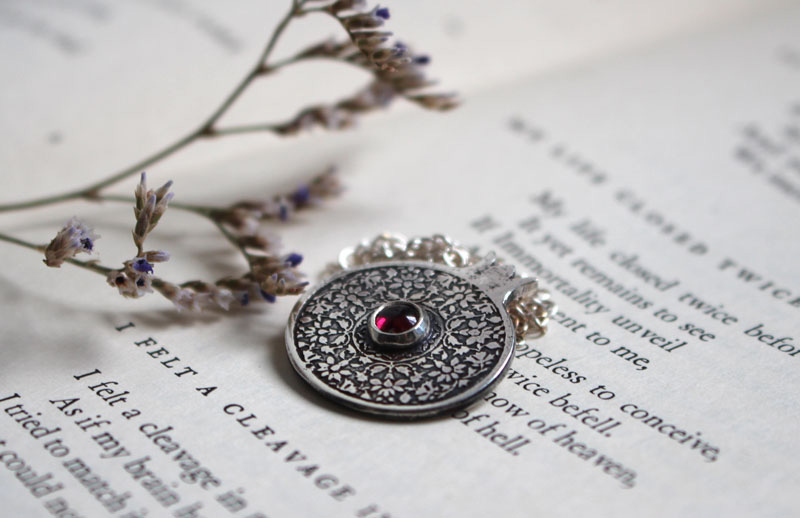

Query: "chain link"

xmin=326 ymin=233 xmax=557 ymax=342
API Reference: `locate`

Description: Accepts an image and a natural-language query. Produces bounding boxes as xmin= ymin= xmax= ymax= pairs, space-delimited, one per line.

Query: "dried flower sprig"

xmin=213 ymin=3 xmax=457 ymax=137
xmin=98 ymin=172 xmax=175 ymax=300
xmin=0 ymin=0 xmax=452 ymax=213
xmin=315 ymin=1 xmax=458 ymax=110
xmin=133 ymin=173 xmax=173 ymax=255
xmin=35 ymin=169 xmax=326 ymax=312
xmin=107 ymin=168 xmax=334 ymax=311
xmin=214 ymin=165 xmax=341 ymax=230
xmin=47 ymin=165 xmax=337 ymax=311
xmin=0 ymin=0 xmax=455 ymax=312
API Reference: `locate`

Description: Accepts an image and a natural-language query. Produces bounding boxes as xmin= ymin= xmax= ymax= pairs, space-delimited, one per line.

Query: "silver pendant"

xmin=285 ymin=253 xmax=536 ymax=418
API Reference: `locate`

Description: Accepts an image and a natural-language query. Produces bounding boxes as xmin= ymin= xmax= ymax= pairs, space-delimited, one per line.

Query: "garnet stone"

xmin=375 ymin=302 xmax=419 ymax=333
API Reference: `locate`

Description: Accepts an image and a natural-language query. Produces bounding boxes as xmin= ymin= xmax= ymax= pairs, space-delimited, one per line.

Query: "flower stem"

xmin=0 ymin=231 xmax=43 ymax=253
xmin=209 ymin=123 xmax=283 ymax=137
xmin=212 ymin=219 xmax=249 ymax=257
xmin=0 ymin=0 xmax=305 ymax=214
xmin=0 ymin=231 xmax=112 ymax=275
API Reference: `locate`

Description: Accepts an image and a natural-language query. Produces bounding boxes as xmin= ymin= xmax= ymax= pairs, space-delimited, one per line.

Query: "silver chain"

xmin=325 ymin=233 xmax=557 ymax=342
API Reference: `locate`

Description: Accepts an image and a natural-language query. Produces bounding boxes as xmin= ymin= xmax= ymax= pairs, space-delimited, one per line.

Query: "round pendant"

xmin=285 ymin=255 xmax=535 ymax=418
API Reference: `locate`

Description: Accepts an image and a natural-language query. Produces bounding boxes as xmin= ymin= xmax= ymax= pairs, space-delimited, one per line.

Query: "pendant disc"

xmin=286 ymin=261 xmax=516 ymax=418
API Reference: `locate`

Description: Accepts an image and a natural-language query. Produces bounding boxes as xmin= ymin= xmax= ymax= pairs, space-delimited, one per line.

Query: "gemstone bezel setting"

xmin=368 ymin=300 xmax=429 ymax=349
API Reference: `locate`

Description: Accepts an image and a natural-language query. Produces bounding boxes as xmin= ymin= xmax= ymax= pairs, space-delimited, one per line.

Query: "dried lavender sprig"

xmin=212 ymin=4 xmax=455 ymax=138
xmin=1 ymin=229 xmax=252 ymax=312
xmin=106 ymin=249 xmax=305 ymax=311
xmin=306 ymin=1 xmax=458 ymax=110
xmin=108 ymin=168 xmax=311 ymax=311
xmin=211 ymin=219 xmax=309 ymax=297
xmin=204 ymin=196 xmax=311 ymax=306
xmin=208 ymin=80 xmax=396 ymax=137
xmin=132 ymin=172 xmax=174 ymax=255
xmin=154 ymin=273 xmax=302 ymax=313
xmin=146 ymin=243 xmax=306 ymax=312
xmin=266 ymin=81 xmax=396 ymax=135
xmin=218 ymin=67 xmax=452 ymax=137
xmin=0 ymin=0 xmax=454 ymax=214
xmin=214 ymin=166 xmax=341 ymax=229
xmin=0 ymin=191 xmax=311 ymax=313
xmin=92 ymin=167 xmax=338 ymax=293
xmin=95 ymin=167 xmax=340 ymax=232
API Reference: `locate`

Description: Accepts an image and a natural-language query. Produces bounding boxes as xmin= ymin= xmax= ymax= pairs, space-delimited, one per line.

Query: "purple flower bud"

xmin=414 ymin=55 xmax=430 ymax=65
xmin=43 ymin=217 xmax=99 ymax=268
xmin=375 ymin=7 xmax=390 ymax=19
xmin=133 ymin=258 xmax=154 ymax=273
xmin=260 ymin=290 xmax=277 ymax=303
xmin=144 ymin=250 xmax=170 ymax=263
xmin=279 ymin=205 xmax=289 ymax=221
xmin=285 ymin=253 xmax=303 ymax=267
xmin=292 ymin=185 xmax=311 ymax=206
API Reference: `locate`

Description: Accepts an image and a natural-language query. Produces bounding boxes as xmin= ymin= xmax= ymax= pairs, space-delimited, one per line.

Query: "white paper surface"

xmin=1 ymin=1 xmax=799 ymax=517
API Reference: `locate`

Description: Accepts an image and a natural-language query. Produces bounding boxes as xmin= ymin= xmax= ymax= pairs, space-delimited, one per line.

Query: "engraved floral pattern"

xmin=293 ymin=264 xmax=508 ymax=405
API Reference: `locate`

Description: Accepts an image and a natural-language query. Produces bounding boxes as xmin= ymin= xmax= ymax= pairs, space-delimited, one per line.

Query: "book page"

xmin=0 ymin=0 xmax=790 ymax=199
xmin=2 ymin=1 xmax=800 ymax=517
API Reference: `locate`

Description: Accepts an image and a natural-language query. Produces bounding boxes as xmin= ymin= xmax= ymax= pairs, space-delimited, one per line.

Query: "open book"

xmin=1 ymin=1 xmax=799 ymax=516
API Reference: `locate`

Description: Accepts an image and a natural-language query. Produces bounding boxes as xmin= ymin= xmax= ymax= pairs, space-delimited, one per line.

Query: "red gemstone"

xmin=375 ymin=304 xmax=419 ymax=333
